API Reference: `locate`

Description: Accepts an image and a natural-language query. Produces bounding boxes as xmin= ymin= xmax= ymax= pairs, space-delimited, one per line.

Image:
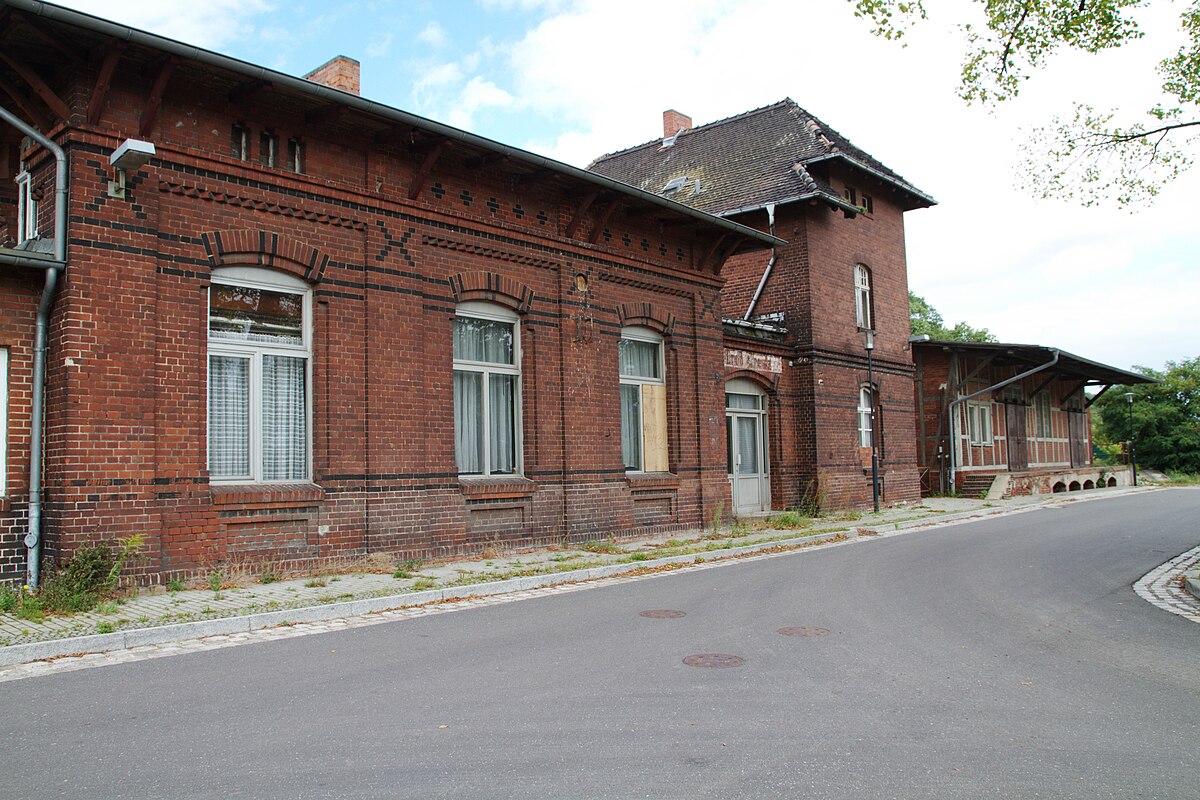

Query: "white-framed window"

xmin=0 ymin=348 xmax=7 ymax=496
xmin=1034 ymin=392 xmax=1052 ymax=438
xmin=208 ymin=267 xmax=311 ymax=484
xmin=967 ymin=402 xmax=993 ymax=446
xmin=260 ymin=132 xmax=278 ymax=168
xmin=619 ymin=326 xmax=668 ymax=472
xmin=857 ymin=385 xmax=875 ymax=448
xmin=453 ymin=302 xmax=521 ymax=476
xmin=287 ymin=138 xmax=304 ymax=174
xmin=15 ymin=168 xmax=36 ymax=244
xmin=232 ymin=124 xmax=250 ymax=161
xmin=854 ymin=264 xmax=872 ymax=330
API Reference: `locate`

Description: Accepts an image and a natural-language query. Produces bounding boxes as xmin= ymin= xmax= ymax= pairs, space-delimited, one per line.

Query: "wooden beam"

xmin=587 ymin=198 xmax=621 ymax=244
xmin=228 ymin=79 xmax=272 ymax=104
xmin=564 ymin=190 xmax=600 ymax=240
xmin=699 ymin=233 xmax=729 ymax=273
xmin=407 ymin=138 xmax=449 ymax=200
xmin=304 ymin=103 xmax=348 ymax=125
xmin=87 ymin=41 xmax=126 ymax=125
xmin=11 ymin=10 xmax=80 ymax=62
xmin=711 ymin=237 xmax=741 ymax=273
xmin=1060 ymin=380 xmax=1087 ymax=405
xmin=0 ymin=74 xmax=49 ymax=130
xmin=463 ymin=151 xmax=506 ymax=169
xmin=1085 ymin=385 xmax=1112 ymax=409
xmin=1027 ymin=373 xmax=1056 ymax=401
xmin=954 ymin=351 xmax=998 ymax=392
xmin=408 ymin=133 xmax=449 ymax=154
xmin=0 ymin=50 xmax=70 ymax=121
xmin=374 ymin=124 xmax=414 ymax=146
xmin=138 ymin=56 xmax=176 ymax=138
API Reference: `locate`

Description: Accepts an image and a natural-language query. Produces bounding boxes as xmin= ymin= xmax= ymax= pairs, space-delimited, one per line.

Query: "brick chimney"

xmin=663 ymin=109 xmax=692 ymax=139
xmin=304 ymin=55 xmax=361 ymax=96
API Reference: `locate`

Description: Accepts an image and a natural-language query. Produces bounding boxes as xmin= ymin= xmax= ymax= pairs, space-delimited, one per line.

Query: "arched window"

xmin=208 ymin=267 xmax=311 ymax=483
xmin=619 ymin=326 xmax=667 ymax=472
xmin=453 ymin=301 xmax=521 ymax=476
xmin=857 ymin=384 xmax=875 ymax=448
xmin=854 ymin=264 xmax=873 ymax=331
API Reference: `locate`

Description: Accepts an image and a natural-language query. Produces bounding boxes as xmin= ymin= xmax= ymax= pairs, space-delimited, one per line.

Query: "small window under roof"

xmin=662 ymin=176 xmax=689 ymax=193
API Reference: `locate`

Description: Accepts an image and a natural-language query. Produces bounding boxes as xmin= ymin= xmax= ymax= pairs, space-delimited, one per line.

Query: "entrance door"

xmin=726 ymin=380 xmax=770 ymax=515
xmin=1068 ymin=411 xmax=1089 ymax=468
xmin=1005 ymin=402 xmax=1028 ymax=471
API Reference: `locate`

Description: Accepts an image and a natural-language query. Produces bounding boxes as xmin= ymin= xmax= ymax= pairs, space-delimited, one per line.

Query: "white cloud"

xmin=49 ymin=0 xmax=275 ymax=50
xmin=367 ymin=32 xmax=395 ymax=58
xmin=418 ymin=21 xmax=449 ymax=48
xmin=445 ymin=76 xmax=515 ymax=130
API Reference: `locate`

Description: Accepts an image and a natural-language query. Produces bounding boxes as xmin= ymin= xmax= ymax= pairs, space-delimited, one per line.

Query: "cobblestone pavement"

xmin=1133 ymin=542 xmax=1200 ymax=623
xmin=0 ymin=486 xmax=1183 ymax=680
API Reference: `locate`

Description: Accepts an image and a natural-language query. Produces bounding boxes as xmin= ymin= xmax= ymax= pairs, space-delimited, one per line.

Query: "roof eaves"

xmin=6 ymin=0 xmax=782 ymax=249
xmin=715 ymin=189 xmax=861 ymax=220
xmin=802 ymin=152 xmax=936 ymax=207
xmin=915 ymin=340 xmax=1156 ymax=385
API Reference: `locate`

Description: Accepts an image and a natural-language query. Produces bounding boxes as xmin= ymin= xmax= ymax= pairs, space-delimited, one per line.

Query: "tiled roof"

xmin=588 ymin=99 xmax=934 ymax=217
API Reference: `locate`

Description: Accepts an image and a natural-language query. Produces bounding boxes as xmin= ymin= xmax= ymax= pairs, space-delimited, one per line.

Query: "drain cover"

xmin=777 ymin=627 xmax=830 ymax=637
xmin=640 ymin=610 xmax=686 ymax=618
xmin=683 ymin=653 xmax=745 ymax=668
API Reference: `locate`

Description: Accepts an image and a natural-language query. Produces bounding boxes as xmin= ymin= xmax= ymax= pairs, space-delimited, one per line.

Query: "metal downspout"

xmin=743 ymin=203 xmax=776 ymax=320
xmin=946 ymin=349 xmax=1059 ymax=491
xmin=0 ymin=104 xmax=67 ymax=589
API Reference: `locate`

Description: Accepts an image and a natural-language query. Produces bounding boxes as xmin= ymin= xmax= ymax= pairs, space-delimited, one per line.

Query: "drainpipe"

xmin=0 ymin=104 xmax=67 ymax=590
xmin=743 ymin=203 xmax=777 ymax=320
xmin=946 ymin=349 xmax=1059 ymax=492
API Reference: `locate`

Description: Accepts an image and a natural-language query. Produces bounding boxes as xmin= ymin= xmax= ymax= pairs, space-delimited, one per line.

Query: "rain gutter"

xmin=0 ymin=102 xmax=67 ymax=590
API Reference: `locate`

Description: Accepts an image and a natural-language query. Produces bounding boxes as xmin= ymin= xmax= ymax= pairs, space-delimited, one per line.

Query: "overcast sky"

xmin=53 ymin=0 xmax=1200 ymax=372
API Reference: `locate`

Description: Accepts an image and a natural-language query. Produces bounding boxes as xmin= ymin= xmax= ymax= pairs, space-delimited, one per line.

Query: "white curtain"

xmin=209 ymin=355 xmax=250 ymax=478
xmin=262 ymin=355 xmax=307 ymax=480
xmin=619 ymin=339 xmax=659 ymax=379
xmin=489 ymin=374 xmax=516 ymax=474
xmin=737 ymin=417 xmax=758 ymax=474
xmin=454 ymin=370 xmax=483 ymax=473
xmin=621 ymin=384 xmax=641 ymax=469
xmin=453 ymin=318 xmax=513 ymax=364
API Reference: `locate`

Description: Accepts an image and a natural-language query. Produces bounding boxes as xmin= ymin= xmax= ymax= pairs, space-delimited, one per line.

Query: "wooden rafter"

xmin=0 ymin=50 xmax=70 ymax=121
xmin=954 ymin=351 xmax=998 ymax=392
xmin=409 ymin=133 xmax=448 ymax=154
xmin=587 ymin=198 xmax=621 ymax=244
xmin=138 ymin=56 xmax=176 ymax=137
xmin=564 ymin=190 xmax=600 ymax=239
xmin=711 ymin=237 xmax=741 ymax=273
xmin=1026 ymin=373 xmax=1057 ymax=401
xmin=305 ymin=103 xmax=348 ymax=125
xmin=1085 ymin=385 xmax=1112 ymax=409
xmin=228 ymin=79 xmax=272 ymax=104
xmin=407 ymin=137 xmax=449 ymax=200
xmin=87 ymin=41 xmax=126 ymax=125
xmin=374 ymin=124 xmax=414 ymax=146
xmin=465 ymin=152 xmax=507 ymax=169
xmin=11 ymin=10 xmax=80 ymax=62
xmin=0 ymin=73 xmax=49 ymax=130
xmin=513 ymin=167 xmax=556 ymax=186
xmin=699 ymin=233 xmax=729 ymax=273
xmin=1060 ymin=380 xmax=1087 ymax=405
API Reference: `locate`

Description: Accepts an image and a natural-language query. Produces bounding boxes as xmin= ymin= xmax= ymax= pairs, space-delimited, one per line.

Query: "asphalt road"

xmin=2 ymin=489 xmax=1198 ymax=799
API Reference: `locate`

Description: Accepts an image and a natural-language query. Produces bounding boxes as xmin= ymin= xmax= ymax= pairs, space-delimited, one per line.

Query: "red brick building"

xmin=912 ymin=340 xmax=1152 ymax=497
xmin=0 ymin=1 xmax=778 ymax=584
xmin=591 ymin=101 xmax=936 ymax=512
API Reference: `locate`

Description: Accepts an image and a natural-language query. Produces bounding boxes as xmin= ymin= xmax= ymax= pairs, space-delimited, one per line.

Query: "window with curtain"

xmin=453 ymin=302 xmax=520 ymax=476
xmin=967 ymin=402 xmax=993 ymax=445
xmin=854 ymin=264 xmax=872 ymax=330
xmin=208 ymin=268 xmax=310 ymax=483
xmin=857 ymin=385 xmax=874 ymax=448
xmin=620 ymin=327 xmax=667 ymax=472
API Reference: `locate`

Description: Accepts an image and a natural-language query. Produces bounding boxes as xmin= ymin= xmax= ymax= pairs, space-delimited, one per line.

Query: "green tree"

xmin=849 ymin=0 xmax=1200 ymax=206
xmin=1092 ymin=357 xmax=1200 ymax=472
xmin=909 ymin=291 xmax=996 ymax=342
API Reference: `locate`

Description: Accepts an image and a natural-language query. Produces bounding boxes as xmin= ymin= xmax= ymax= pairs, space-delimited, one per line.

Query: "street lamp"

xmin=1125 ymin=392 xmax=1137 ymax=487
xmin=865 ymin=329 xmax=879 ymax=513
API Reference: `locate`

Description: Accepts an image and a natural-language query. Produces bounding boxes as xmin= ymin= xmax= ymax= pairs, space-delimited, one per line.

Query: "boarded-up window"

xmin=619 ymin=328 xmax=667 ymax=472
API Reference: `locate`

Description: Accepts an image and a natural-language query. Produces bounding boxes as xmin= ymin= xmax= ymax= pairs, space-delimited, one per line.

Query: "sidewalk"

xmin=0 ymin=487 xmax=1162 ymax=666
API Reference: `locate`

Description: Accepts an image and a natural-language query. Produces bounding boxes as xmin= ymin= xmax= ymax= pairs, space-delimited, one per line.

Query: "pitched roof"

xmin=911 ymin=340 xmax=1156 ymax=387
xmin=588 ymin=99 xmax=935 ymax=217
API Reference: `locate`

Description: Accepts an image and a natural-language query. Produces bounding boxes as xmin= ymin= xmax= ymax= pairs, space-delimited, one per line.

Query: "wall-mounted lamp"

xmin=108 ymin=138 xmax=156 ymax=198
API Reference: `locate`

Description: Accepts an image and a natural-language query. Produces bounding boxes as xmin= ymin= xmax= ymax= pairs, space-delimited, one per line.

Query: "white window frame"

xmin=857 ymin=384 xmax=875 ymax=448
xmin=0 ymin=348 xmax=7 ymax=496
xmin=207 ymin=267 xmax=312 ymax=484
xmin=619 ymin=326 xmax=666 ymax=473
xmin=453 ymin=301 xmax=522 ymax=477
xmin=854 ymin=264 xmax=872 ymax=330
xmin=15 ymin=169 xmax=36 ymax=244
xmin=967 ymin=402 xmax=993 ymax=446
xmin=1034 ymin=392 xmax=1052 ymax=438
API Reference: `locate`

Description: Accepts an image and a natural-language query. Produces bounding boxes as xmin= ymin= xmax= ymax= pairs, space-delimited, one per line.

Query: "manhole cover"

xmin=777 ymin=627 xmax=830 ymax=637
xmin=640 ymin=610 xmax=686 ymax=618
xmin=682 ymin=653 xmax=745 ymax=668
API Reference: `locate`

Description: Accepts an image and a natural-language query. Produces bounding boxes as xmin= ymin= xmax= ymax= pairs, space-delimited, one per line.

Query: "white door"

xmin=726 ymin=380 xmax=770 ymax=515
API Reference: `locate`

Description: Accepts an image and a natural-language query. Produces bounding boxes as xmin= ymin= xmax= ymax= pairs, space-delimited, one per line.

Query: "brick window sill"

xmin=625 ymin=472 xmax=680 ymax=491
xmin=459 ymin=476 xmax=537 ymax=501
xmin=210 ymin=483 xmax=325 ymax=507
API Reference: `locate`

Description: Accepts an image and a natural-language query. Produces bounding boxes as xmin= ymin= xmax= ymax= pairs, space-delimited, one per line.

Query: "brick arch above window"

xmin=723 ymin=368 xmax=779 ymax=393
xmin=616 ymin=303 xmax=676 ymax=336
xmin=201 ymin=229 xmax=329 ymax=284
xmin=448 ymin=272 xmax=535 ymax=313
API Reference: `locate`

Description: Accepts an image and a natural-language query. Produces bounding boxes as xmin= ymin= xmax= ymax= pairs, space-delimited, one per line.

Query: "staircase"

xmin=958 ymin=474 xmax=997 ymax=499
